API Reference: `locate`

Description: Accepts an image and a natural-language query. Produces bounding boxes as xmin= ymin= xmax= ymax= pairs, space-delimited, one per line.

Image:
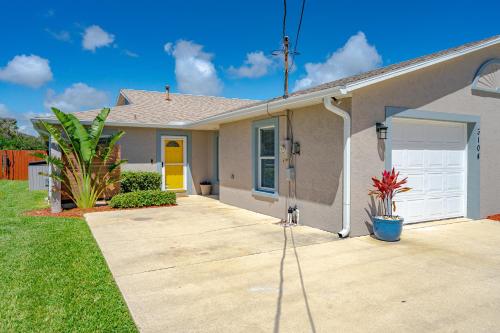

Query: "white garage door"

xmin=392 ymin=118 xmax=467 ymax=224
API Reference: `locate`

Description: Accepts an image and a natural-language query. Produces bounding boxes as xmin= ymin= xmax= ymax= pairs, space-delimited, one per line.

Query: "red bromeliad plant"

xmin=369 ymin=168 xmax=411 ymax=217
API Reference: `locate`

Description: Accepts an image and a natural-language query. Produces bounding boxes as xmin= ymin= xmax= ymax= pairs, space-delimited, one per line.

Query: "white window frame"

xmin=257 ymin=125 xmax=276 ymax=192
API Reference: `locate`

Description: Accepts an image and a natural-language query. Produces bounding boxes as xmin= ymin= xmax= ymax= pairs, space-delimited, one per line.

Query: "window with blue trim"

xmin=258 ymin=126 xmax=275 ymax=190
xmin=253 ymin=118 xmax=278 ymax=193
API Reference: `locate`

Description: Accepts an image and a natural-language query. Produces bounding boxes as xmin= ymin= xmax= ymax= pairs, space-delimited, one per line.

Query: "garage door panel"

xmin=427 ymin=173 xmax=445 ymax=193
xmin=392 ymin=149 xmax=406 ymax=169
xmin=407 ymin=150 xmax=425 ymax=168
xmin=392 ymin=118 xmax=466 ymax=224
xmin=447 ymin=150 xmax=464 ymax=167
xmin=426 ymin=198 xmax=445 ymax=218
xmin=405 ymin=173 xmax=425 ymax=194
xmin=447 ymin=173 xmax=464 ymax=192
xmin=407 ymin=199 xmax=426 ymax=219
xmin=446 ymin=196 xmax=464 ymax=215
xmin=427 ymin=150 xmax=444 ymax=168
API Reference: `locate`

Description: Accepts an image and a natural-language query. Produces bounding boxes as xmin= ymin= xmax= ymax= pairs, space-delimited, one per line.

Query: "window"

xmin=253 ymin=118 xmax=278 ymax=193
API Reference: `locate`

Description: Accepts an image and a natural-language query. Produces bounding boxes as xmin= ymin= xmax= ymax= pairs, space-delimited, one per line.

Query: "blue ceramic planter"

xmin=373 ymin=216 xmax=404 ymax=242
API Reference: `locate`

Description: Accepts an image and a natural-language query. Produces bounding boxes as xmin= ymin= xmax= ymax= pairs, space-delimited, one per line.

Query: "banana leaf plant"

xmin=35 ymin=107 xmax=126 ymax=208
xmin=368 ymin=168 xmax=411 ymax=217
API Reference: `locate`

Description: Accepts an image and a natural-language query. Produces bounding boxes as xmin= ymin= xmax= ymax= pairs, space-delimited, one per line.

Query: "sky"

xmin=0 ymin=0 xmax=498 ymax=135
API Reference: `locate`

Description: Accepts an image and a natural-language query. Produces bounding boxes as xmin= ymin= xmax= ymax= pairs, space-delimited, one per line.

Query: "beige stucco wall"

xmin=219 ymin=102 xmax=349 ymax=233
xmin=114 ymin=127 xmax=157 ymax=172
xmin=219 ymin=43 xmax=500 ymax=236
xmin=106 ymin=126 xmax=218 ymax=195
xmin=349 ymin=44 xmax=500 ymax=235
xmin=190 ymin=130 xmax=218 ymax=194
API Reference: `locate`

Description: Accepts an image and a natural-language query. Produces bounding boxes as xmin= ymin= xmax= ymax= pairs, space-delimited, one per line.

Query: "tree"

xmin=0 ymin=118 xmax=46 ymax=150
xmin=35 ymin=107 xmax=126 ymax=209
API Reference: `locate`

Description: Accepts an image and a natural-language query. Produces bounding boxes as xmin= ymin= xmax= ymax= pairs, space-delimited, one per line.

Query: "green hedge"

xmin=109 ymin=190 xmax=176 ymax=208
xmin=120 ymin=171 xmax=161 ymax=193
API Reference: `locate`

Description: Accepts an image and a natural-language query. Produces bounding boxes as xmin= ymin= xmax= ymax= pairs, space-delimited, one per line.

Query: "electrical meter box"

xmin=280 ymin=139 xmax=292 ymax=160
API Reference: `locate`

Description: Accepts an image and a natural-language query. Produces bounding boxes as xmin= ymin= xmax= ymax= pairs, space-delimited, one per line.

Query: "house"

xmin=32 ymin=35 xmax=500 ymax=237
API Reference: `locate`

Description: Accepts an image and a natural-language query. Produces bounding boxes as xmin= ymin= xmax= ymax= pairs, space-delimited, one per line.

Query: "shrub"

xmin=120 ymin=171 xmax=161 ymax=193
xmin=109 ymin=190 xmax=176 ymax=208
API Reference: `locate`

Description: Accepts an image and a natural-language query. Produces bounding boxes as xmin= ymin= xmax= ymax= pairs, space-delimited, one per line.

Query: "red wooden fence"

xmin=0 ymin=150 xmax=46 ymax=180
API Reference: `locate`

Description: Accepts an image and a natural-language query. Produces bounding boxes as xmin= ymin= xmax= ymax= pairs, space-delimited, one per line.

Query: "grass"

xmin=0 ymin=180 xmax=137 ymax=332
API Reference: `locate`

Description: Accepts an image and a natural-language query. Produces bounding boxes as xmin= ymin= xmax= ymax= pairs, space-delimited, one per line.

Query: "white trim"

xmin=160 ymin=136 xmax=187 ymax=191
xmin=256 ymin=125 xmax=276 ymax=192
xmin=191 ymin=87 xmax=346 ymax=127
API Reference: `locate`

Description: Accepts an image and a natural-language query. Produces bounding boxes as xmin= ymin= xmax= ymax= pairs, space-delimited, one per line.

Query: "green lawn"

xmin=0 ymin=180 xmax=137 ymax=332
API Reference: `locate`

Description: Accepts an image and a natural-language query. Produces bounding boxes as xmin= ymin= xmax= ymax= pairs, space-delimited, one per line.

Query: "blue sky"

xmin=0 ymin=0 xmax=498 ymax=134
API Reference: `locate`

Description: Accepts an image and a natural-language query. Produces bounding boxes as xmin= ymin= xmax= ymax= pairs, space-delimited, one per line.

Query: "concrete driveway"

xmin=86 ymin=196 xmax=500 ymax=332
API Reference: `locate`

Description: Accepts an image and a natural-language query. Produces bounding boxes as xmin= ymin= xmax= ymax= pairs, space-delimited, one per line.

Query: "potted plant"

xmin=368 ymin=168 xmax=411 ymax=241
xmin=199 ymin=180 xmax=212 ymax=196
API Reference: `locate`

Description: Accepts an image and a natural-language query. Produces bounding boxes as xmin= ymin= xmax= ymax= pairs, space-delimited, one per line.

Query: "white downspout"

xmin=323 ymin=97 xmax=351 ymax=238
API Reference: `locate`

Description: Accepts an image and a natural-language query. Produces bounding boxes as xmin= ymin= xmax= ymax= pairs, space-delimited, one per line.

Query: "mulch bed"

xmin=24 ymin=204 xmax=176 ymax=218
xmin=487 ymin=214 xmax=500 ymax=221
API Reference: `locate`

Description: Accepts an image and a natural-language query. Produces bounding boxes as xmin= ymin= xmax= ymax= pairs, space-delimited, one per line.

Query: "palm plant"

xmin=368 ymin=168 xmax=411 ymax=217
xmin=35 ymin=107 xmax=126 ymax=208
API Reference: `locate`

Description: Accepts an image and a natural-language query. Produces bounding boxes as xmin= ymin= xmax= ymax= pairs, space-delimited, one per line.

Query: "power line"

xmin=290 ymin=0 xmax=306 ymax=71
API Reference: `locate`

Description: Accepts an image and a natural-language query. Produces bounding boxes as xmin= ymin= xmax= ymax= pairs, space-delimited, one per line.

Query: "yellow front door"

xmin=164 ymin=138 xmax=185 ymax=190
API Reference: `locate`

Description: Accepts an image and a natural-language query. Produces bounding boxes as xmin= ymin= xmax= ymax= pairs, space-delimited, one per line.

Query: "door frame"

xmin=161 ymin=135 xmax=187 ymax=191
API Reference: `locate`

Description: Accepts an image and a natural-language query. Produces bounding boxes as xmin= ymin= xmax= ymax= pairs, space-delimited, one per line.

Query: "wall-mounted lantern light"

xmin=376 ymin=122 xmax=388 ymax=140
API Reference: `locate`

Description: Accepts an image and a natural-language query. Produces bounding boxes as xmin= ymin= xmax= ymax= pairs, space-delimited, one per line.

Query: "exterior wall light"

xmin=376 ymin=122 xmax=388 ymax=140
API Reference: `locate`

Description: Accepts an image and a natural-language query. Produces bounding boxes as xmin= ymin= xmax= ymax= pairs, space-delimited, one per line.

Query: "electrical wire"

xmin=290 ymin=0 xmax=306 ymax=72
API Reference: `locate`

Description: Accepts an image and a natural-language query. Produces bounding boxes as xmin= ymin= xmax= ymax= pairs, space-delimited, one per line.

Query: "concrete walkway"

xmin=86 ymin=196 xmax=500 ymax=332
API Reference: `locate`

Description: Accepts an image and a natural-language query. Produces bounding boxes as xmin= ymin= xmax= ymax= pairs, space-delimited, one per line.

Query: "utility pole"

xmin=283 ymin=35 xmax=289 ymax=98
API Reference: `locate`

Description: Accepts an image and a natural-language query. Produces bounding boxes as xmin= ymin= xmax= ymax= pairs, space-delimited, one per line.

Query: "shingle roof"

xmin=39 ymin=89 xmax=259 ymax=126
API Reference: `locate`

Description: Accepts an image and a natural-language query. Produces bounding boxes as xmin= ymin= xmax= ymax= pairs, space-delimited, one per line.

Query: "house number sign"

xmin=477 ymin=128 xmax=480 ymax=159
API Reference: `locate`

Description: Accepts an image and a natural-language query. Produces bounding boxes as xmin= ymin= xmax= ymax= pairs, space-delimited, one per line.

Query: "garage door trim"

xmin=384 ymin=107 xmax=480 ymax=219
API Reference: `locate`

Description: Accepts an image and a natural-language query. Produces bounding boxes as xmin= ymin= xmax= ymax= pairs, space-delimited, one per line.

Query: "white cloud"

xmin=124 ymin=49 xmax=139 ymax=58
xmin=46 ymin=28 xmax=71 ymax=42
xmin=82 ymin=25 xmax=115 ymax=52
xmin=0 ymin=55 xmax=53 ymax=88
xmin=44 ymin=83 xmax=109 ymax=113
xmin=294 ymin=32 xmax=382 ymax=91
xmin=0 ymin=103 xmax=10 ymax=117
xmin=164 ymin=40 xmax=223 ymax=96
xmin=228 ymin=51 xmax=273 ymax=78
xmin=164 ymin=42 xmax=173 ymax=54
